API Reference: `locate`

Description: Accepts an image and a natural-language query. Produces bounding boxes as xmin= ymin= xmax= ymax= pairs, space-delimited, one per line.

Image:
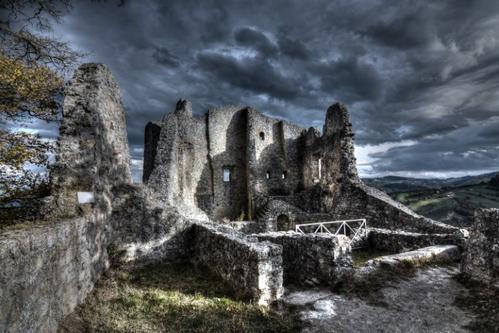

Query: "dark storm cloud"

xmin=196 ymin=51 xmax=302 ymax=100
xmin=152 ymin=47 xmax=180 ymax=68
xmin=317 ymin=57 xmax=383 ymax=102
xmin=360 ymin=12 xmax=433 ymax=50
xmin=277 ymin=33 xmax=311 ymax=60
xmin=46 ymin=0 xmax=499 ymax=179
xmin=234 ymin=27 xmax=279 ymax=58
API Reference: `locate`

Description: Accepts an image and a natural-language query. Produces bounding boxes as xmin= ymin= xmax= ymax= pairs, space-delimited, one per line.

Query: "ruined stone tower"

xmin=143 ymin=100 xmax=455 ymax=233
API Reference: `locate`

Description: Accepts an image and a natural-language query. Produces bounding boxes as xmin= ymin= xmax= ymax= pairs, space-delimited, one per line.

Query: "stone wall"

xmin=190 ymin=222 xmax=284 ymax=305
xmin=49 ymin=63 xmax=131 ymax=218
xmin=207 ymin=106 xmax=249 ymax=220
xmin=0 ymin=214 xmax=110 ymax=333
xmin=256 ymin=232 xmax=352 ymax=286
xmin=368 ymin=228 xmax=464 ymax=253
xmin=246 ymin=109 xmax=304 ymax=198
xmin=0 ymin=63 xmax=134 ymax=333
xmin=109 ymin=184 xmax=196 ymax=263
xmin=461 ymin=209 xmax=499 ymax=285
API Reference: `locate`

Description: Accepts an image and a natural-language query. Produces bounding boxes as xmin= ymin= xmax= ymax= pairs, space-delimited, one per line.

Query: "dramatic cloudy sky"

xmin=24 ymin=0 xmax=499 ymax=180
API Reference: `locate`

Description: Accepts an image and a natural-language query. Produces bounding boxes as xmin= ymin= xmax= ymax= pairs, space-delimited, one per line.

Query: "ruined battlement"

xmin=143 ymin=101 xmax=360 ymax=223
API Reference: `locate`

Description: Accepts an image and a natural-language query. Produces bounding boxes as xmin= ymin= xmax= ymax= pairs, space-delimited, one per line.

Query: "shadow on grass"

xmin=59 ymin=262 xmax=301 ymax=333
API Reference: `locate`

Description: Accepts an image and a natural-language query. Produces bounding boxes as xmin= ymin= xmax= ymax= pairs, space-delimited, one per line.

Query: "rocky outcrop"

xmin=461 ymin=208 xmax=499 ymax=285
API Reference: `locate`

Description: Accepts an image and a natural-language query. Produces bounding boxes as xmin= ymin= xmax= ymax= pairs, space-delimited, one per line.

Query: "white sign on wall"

xmin=77 ymin=192 xmax=95 ymax=204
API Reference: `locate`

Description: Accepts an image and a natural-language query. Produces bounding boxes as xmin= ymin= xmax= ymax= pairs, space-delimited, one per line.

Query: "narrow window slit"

xmin=223 ymin=167 xmax=231 ymax=182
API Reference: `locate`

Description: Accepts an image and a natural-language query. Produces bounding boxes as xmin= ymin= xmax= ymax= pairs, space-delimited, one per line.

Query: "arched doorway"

xmin=276 ymin=214 xmax=291 ymax=231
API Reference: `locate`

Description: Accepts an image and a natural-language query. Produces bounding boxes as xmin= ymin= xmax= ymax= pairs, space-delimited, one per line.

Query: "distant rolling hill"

xmin=363 ymin=172 xmax=499 ymax=227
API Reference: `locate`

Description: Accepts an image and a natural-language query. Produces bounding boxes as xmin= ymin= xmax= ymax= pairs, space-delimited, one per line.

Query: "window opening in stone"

xmin=282 ymin=171 xmax=287 ymax=179
xmin=259 ymin=132 xmax=265 ymax=140
xmin=318 ymin=158 xmax=322 ymax=179
xmin=223 ymin=168 xmax=231 ymax=182
xmin=266 ymin=171 xmax=271 ymax=179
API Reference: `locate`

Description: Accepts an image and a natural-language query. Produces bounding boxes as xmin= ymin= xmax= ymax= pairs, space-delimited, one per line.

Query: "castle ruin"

xmin=1 ymin=64 xmax=496 ymax=333
xmin=142 ymin=97 xmax=455 ymax=235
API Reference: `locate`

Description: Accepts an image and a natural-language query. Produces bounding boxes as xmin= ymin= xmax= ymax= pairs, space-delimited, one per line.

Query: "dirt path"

xmin=283 ymin=266 xmax=474 ymax=333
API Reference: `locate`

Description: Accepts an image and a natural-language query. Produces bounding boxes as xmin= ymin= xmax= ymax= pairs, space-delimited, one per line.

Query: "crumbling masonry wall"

xmin=259 ymin=104 xmax=458 ymax=234
xmin=0 ymin=64 xmax=132 ymax=333
xmin=256 ymin=232 xmax=352 ymax=286
xmin=50 ymin=63 xmax=131 ymax=217
xmin=190 ymin=222 xmax=284 ymax=305
xmin=0 ymin=215 xmax=110 ymax=333
xmin=461 ymin=208 xmax=499 ymax=285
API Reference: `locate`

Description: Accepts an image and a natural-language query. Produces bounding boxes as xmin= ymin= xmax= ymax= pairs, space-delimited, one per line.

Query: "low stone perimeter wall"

xmin=255 ymin=231 xmax=352 ymax=287
xmin=190 ymin=222 xmax=284 ymax=305
xmin=461 ymin=209 xmax=499 ymax=286
xmin=368 ymin=228 xmax=465 ymax=253
xmin=0 ymin=214 xmax=110 ymax=333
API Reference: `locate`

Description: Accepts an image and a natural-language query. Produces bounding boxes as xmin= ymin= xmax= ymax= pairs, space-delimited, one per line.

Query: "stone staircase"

xmin=253 ymin=194 xmax=272 ymax=221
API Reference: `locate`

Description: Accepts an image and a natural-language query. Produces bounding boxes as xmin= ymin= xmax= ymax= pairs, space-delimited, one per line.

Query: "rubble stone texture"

xmin=255 ymin=232 xmax=352 ymax=286
xmin=50 ymin=63 xmax=131 ymax=217
xmin=461 ymin=208 xmax=499 ymax=285
xmin=190 ymin=222 xmax=284 ymax=305
xmin=0 ymin=216 xmax=110 ymax=333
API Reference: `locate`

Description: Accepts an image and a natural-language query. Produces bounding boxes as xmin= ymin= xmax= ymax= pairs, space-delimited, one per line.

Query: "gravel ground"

xmin=283 ymin=266 xmax=475 ymax=333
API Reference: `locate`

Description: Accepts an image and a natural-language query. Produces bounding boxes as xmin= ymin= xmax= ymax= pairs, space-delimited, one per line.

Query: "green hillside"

xmin=364 ymin=173 xmax=499 ymax=227
xmin=391 ymin=183 xmax=499 ymax=227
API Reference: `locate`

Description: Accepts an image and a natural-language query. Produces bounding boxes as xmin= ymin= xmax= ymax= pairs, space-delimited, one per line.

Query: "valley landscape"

xmin=364 ymin=173 xmax=499 ymax=227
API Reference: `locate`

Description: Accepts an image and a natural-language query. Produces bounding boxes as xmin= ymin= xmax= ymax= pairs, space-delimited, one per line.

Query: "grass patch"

xmin=351 ymin=248 xmax=396 ymax=268
xmin=58 ymin=262 xmax=301 ymax=333
xmin=454 ymin=274 xmax=499 ymax=333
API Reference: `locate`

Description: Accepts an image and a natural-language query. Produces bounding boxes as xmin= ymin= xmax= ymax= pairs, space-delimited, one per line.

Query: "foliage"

xmin=0 ymin=0 xmax=78 ymax=71
xmin=0 ymin=52 xmax=63 ymax=119
xmin=0 ymin=1 xmax=80 ymax=223
xmin=58 ymin=262 xmax=302 ymax=333
xmin=0 ymin=129 xmax=54 ymax=224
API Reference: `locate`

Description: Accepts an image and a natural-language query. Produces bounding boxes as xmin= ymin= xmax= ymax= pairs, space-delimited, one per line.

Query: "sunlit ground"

xmin=58 ymin=262 xmax=301 ymax=333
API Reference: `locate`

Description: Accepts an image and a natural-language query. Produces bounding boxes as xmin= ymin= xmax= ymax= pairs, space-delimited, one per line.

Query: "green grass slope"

xmin=390 ymin=183 xmax=499 ymax=227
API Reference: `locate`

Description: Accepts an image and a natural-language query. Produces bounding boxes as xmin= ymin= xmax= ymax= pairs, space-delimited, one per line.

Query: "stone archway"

xmin=276 ymin=214 xmax=291 ymax=231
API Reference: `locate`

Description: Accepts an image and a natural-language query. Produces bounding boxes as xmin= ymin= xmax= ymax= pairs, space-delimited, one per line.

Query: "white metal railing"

xmin=295 ymin=219 xmax=368 ymax=248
